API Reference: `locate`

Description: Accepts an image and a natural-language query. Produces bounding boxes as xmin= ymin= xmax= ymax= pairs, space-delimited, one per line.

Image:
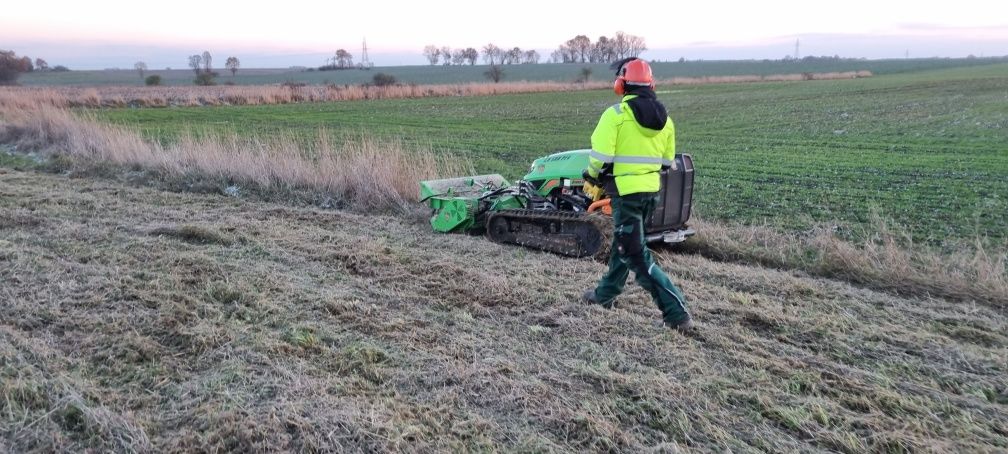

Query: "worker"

xmin=582 ymin=58 xmax=694 ymax=332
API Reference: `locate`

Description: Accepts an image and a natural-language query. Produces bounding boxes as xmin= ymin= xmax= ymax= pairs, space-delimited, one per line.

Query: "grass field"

xmin=18 ymin=57 xmax=1008 ymax=86
xmin=2 ymin=168 xmax=1005 ymax=452
xmin=90 ymin=63 xmax=1008 ymax=245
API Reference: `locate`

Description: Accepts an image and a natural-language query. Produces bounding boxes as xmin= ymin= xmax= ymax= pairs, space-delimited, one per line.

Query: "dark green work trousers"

xmin=594 ymin=192 xmax=690 ymax=324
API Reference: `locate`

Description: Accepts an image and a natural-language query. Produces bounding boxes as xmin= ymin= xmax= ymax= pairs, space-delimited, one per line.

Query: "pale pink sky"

xmin=3 ymin=0 xmax=1007 ymax=67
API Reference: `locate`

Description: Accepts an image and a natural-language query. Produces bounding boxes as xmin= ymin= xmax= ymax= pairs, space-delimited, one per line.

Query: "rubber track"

xmin=485 ymin=209 xmax=613 ymax=261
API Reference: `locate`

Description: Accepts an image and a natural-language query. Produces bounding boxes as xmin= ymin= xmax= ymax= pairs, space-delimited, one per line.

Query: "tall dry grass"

xmin=0 ymin=71 xmax=871 ymax=108
xmin=679 ymin=216 xmax=1008 ymax=308
xmin=0 ymin=101 xmax=470 ymax=211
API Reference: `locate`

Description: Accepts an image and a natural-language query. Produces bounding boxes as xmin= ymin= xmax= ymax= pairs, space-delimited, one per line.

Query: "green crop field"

xmin=20 ymin=57 xmax=1008 ymax=86
xmin=91 ymin=63 xmax=1008 ymax=245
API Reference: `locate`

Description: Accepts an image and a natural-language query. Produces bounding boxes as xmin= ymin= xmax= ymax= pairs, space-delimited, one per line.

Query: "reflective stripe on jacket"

xmin=587 ymin=95 xmax=675 ymax=196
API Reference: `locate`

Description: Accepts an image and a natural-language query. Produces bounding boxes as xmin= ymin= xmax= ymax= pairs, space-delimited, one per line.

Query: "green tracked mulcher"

xmin=419 ymin=149 xmax=695 ymax=259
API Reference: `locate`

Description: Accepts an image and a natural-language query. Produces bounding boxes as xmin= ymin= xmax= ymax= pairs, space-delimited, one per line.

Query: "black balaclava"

xmin=610 ymin=58 xmax=668 ymax=131
xmin=623 ymin=85 xmax=667 ymax=131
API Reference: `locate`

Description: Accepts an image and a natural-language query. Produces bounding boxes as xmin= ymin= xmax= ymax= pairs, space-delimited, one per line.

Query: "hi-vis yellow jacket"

xmin=587 ymin=94 xmax=676 ymax=196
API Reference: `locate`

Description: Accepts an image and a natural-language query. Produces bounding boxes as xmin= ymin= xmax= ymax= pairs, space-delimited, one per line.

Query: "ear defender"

xmin=613 ymin=58 xmax=654 ymax=95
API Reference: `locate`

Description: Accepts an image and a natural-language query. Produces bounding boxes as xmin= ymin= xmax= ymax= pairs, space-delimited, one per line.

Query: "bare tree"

xmin=611 ymin=32 xmax=646 ymax=59
xmin=201 ymin=51 xmax=212 ymax=73
xmin=568 ymin=44 xmax=580 ymax=63
xmin=591 ymin=36 xmax=614 ymax=63
xmin=464 ymin=48 xmax=478 ymax=65
xmin=225 ymin=56 xmax=240 ymax=76
xmin=134 ymin=61 xmax=147 ymax=78
xmin=34 ymin=58 xmax=48 ymax=71
xmin=627 ymin=34 xmax=647 ymax=58
xmin=504 ymin=47 xmax=522 ymax=65
xmin=483 ymin=64 xmax=503 ymax=83
xmin=590 ymin=37 xmax=602 ymax=63
xmin=482 ymin=44 xmax=502 ymax=65
xmin=423 ymin=45 xmax=440 ymax=65
xmin=567 ymin=35 xmax=592 ymax=63
xmin=440 ymin=46 xmax=451 ymax=65
xmin=612 ymin=32 xmax=627 ymax=59
xmin=188 ymin=54 xmax=202 ymax=74
xmin=451 ymin=50 xmax=466 ymax=65
xmin=563 ymin=39 xmax=577 ymax=62
xmin=523 ymin=49 xmax=540 ymax=64
xmin=335 ymin=49 xmax=353 ymax=68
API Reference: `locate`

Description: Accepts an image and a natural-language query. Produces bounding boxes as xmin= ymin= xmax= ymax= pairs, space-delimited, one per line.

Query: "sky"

xmin=3 ymin=0 xmax=1007 ymax=69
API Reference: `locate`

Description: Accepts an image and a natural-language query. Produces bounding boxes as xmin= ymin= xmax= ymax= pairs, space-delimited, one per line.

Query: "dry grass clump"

xmin=0 ymin=71 xmax=871 ymax=108
xmin=0 ymin=102 xmax=470 ymax=212
xmin=682 ymin=215 xmax=1007 ymax=308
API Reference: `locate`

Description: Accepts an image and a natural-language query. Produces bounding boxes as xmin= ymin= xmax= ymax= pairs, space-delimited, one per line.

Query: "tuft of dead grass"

xmin=680 ymin=215 xmax=1008 ymax=308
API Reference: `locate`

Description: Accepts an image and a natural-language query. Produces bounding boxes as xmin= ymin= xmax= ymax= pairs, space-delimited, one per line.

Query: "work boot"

xmin=582 ymin=289 xmax=614 ymax=309
xmin=666 ymin=316 xmax=696 ymax=333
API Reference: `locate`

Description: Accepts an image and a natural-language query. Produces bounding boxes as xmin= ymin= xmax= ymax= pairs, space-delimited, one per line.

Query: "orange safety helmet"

xmin=613 ymin=58 xmax=654 ymax=96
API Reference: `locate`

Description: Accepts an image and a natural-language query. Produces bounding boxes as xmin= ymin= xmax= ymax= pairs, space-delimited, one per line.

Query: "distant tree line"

xmin=480 ymin=45 xmax=539 ymax=65
xmin=421 ymin=45 xmax=539 ymax=66
xmin=419 ymin=33 xmax=644 ymax=67
xmin=422 ymin=46 xmax=479 ymax=66
xmin=0 ymin=50 xmax=68 ymax=85
xmin=784 ymin=54 xmax=847 ymax=62
xmin=550 ymin=32 xmax=646 ymax=63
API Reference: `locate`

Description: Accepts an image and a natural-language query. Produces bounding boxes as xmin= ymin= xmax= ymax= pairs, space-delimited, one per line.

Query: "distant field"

xmin=91 ymin=64 xmax=1008 ymax=245
xmin=20 ymin=57 xmax=1008 ymax=86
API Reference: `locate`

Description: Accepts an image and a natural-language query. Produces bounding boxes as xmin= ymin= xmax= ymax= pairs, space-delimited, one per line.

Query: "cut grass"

xmin=1 ymin=168 xmax=1006 ymax=451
